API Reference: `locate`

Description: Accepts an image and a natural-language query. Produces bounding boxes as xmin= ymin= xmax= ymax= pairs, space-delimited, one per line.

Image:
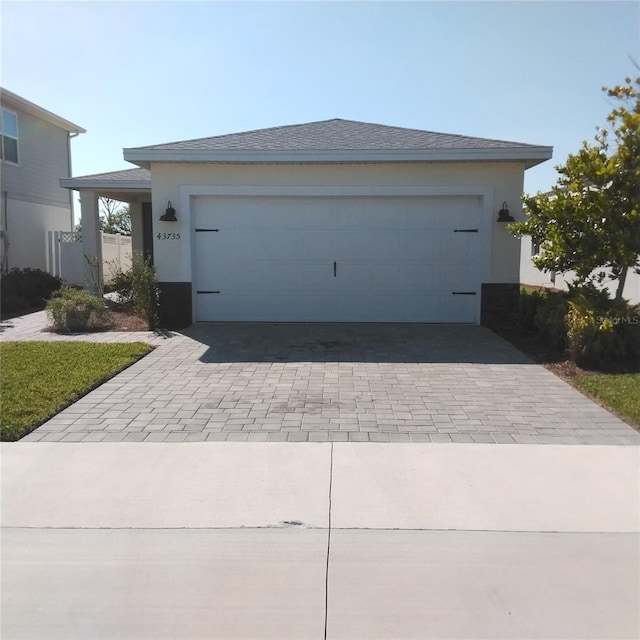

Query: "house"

xmin=60 ymin=119 xmax=552 ymax=328
xmin=0 ymin=88 xmax=85 ymax=272
xmin=521 ymin=236 xmax=640 ymax=305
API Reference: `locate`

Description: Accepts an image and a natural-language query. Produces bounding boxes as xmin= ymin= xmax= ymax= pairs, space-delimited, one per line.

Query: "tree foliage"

xmin=99 ymin=198 xmax=131 ymax=236
xmin=76 ymin=198 xmax=132 ymax=235
xmin=510 ymin=75 xmax=640 ymax=301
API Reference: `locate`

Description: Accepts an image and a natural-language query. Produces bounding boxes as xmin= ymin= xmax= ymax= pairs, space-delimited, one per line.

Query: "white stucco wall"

xmin=520 ymin=236 xmax=640 ymax=305
xmin=1 ymin=197 xmax=71 ymax=271
xmin=149 ymin=161 xmax=527 ymax=284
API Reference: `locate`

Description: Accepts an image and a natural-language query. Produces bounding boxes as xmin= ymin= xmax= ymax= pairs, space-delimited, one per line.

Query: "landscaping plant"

xmin=0 ymin=267 xmax=62 ymax=315
xmin=566 ymin=294 xmax=640 ymax=369
xmin=111 ymin=251 xmax=160 ymax=329
xmin=46 ymin=286 xmax=111 ymax=332
xmin=510 ymin=75 xmax=640 ymax=302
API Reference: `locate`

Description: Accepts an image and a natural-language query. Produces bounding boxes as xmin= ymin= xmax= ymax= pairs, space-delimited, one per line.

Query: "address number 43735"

xmin=157 ymin=232 xmax=180 ymax=240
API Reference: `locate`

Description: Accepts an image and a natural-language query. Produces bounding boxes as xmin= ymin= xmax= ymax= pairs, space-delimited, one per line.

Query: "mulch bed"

xmin=42 ymin=306 xmax=150 ymax=334
xmin=493 ymin=325 xmax=639 ymax=380
xmin=106 ymin=307 xmax=150 ymax=332
xmin=492 ymin=326 xmax=587 ymax=381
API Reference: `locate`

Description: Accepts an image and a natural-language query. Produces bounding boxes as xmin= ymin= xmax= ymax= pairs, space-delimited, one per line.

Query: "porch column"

xmin=79 ymin=190 xmax=103 ymax=292
xmin=129 ymin=202 xmax=143 ymax=255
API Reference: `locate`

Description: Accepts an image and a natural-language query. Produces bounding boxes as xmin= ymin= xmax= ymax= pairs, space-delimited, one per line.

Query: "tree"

xmin=74 ymin=198 xmax=132 ymax=235
xmin=99 ymin=198 xmax=131 ymax=236
xmin=510 ymin=75 xmax=640 ymax=301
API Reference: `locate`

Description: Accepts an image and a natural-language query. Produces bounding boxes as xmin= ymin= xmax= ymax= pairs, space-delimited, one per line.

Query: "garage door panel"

xmin=406 ymin=234 xmax=443 ymax=261
xmin=446 ymin=294 xmax=478 ymax=321
xmin=335 ymin=264 xmax=371 ymax=292
xmin=302 ymin=264 xmax=336 ymax=293
xmin=333 ymin=295 xmax=405 ymax=322
xmin=302 ymin=202 xmax=338 ymax=228
xmin=406 ymin=295 xmax=446 ymax=322
xmin=370 ymin=233 xmax=407 ymax=260
xmin=441 ymin=234 xmax=479 ymax=263
xmin=337 ymin=233 xmax=370 ymax=261
xmin=405 ymin=209 xmax=442 ymax=231
xmin=405 ymin=264 xmax=444 ymax=293
xmin=369 ymin=208 xmax=404 ymax=229
xmin=194 ymin=195 xmax=482 ymax=323
xmin=303 ymin=231 xmax=336 ymax=260
xmin=367 ymin=264 xmax=407 ymax=293
xmin=337 ymin=202 xmax=369 ymax=229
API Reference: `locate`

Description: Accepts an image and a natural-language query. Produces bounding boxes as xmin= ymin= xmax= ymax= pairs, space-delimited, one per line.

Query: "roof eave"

xmin=123 ymin=147 xmax=553 ymax=168
xmin=1 ymin=88 xmax=86 ymax=134
xmin=60 ymin=178 xmax=151 ymax=190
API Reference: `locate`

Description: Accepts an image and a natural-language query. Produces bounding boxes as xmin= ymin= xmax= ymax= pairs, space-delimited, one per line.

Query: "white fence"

xmin=47 ymin=231 xmax=132 ymax=285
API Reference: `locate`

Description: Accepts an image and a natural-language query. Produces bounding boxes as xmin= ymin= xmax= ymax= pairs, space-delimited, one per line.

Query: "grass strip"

xmin=1 ymin=341 xmax=152 ymax=441
xmin=572 ymin=373 xmax=640 ymax=427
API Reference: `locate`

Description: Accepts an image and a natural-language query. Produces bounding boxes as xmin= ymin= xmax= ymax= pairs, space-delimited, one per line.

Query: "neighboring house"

xmin=520 ymin=236 xmax=640 ymax=305
xmin=61 ymin=119 xmax=552 ymax=328
xmin=0 ymin=88 xmax=85 ymax=273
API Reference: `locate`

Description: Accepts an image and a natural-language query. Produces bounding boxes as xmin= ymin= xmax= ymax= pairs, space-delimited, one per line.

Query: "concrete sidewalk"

xmin=2 ymin=443 xmax=639 ymax=639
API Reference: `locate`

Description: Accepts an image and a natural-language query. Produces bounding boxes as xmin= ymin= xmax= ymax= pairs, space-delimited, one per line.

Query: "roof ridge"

xmin=130 ymin=118 xmax=542 ymax=152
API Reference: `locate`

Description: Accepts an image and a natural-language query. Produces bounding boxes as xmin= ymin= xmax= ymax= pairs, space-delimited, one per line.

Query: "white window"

xmin=531 ymin=241 xmax=541 ymax=257
xmin=1 ymin=109 xmax=18 ymax=164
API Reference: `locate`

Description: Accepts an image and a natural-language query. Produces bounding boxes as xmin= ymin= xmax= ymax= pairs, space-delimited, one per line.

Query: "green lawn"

xmin=572 ymin=373 xmax=640 ymax=428
xmin=1 ymin=341 xmax=152 ymax=441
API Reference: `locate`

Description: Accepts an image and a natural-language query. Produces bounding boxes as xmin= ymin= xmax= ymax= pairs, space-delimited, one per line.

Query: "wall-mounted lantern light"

xmin=159 ymin=201 xmax=177 ymax=222
xmin=497 ymin=201 xmax=514 ymax=222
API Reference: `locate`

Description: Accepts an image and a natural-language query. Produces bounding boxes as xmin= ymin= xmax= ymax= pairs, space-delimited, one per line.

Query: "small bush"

xmin=566 ymin=294 xmax=640 ymax=369
xmin=518 ymin=287 xmax=547 ymax=333
xmin=567 ymin=280 xmax=613 ymax=314
xmin=110 ymin=252 xmax=159 ymax=329
xmin=534 ymin=291 xmax=569 ymax=349
xmin=1 ymin=268 xmax=62 ymax=314
xmin=46 ymin=287 xmax=111 ymax=332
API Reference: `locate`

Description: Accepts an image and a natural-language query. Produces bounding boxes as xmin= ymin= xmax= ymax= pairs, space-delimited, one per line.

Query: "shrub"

xmin=567 ymin=280 xmax=613 ymax=314
xmin=110 ymin=252 xmax=159 ymax=329
xmin=566 ymin=294 xmax=640 ymax=369
xmin=534 ymin=291 xmax=569 ymax=349
xmin=518 ymin=287 xmax=547 ymax=333
xmin=46 ymin=287 xmax=111 ymax=332
xmin=1 ymin=268 xmax=62 ymax=314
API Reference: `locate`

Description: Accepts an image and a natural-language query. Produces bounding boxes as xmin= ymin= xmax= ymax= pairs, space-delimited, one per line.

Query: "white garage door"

xmin=193 ymin=195 xmax=482 ymax=322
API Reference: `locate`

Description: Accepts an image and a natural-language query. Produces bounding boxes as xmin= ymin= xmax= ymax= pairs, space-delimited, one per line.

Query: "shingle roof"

xmin=131 ymin=118 xmax=540 ymax=152
xmin=64 ymin=168 xmax=151 ymax=183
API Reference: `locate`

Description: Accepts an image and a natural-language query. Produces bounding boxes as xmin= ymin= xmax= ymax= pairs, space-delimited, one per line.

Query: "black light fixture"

xmin=497 ymin=201 xmax=514 ymax=222
xmin=159 ymin=201 xmax=177 ymax=222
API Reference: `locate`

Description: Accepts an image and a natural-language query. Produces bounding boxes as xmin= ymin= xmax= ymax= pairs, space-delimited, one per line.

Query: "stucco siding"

xmin=1 ymin=106 xmax=72 ymax=208
xmin=150 ymin=161 xmax=526 ymax=284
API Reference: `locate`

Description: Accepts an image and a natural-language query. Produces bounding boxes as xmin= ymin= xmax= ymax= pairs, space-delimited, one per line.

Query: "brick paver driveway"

xmin=4 ymin=313 xmax=639 ymax=444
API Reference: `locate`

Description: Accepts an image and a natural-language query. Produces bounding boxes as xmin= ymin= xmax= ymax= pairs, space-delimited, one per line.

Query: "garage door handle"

xmin=454 ymin=229 xmax=478 ymax=233
xmin=195 ymin=228 xmax=219 ymax=232
xmin=452 ymin=291 xmax=476 ymax=295
xmin=197 ymin=290 xmax=220 ymax=294
xmin=333 ymin=261 xmax=337 ymax=277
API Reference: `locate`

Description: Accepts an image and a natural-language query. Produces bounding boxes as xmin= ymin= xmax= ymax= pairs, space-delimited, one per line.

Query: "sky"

xmin=2 ymin=0 xmax=639 ymax=205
